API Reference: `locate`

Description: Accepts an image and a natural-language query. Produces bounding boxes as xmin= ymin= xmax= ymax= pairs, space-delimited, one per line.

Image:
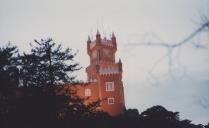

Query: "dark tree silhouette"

xmin=11 ymin=39 xmax=106 ymax=127
xmin=125 ymin=108 xmax=140 ymax=117
xmin=139 ymin=105 xmax=206 ymax=128
xmin=0 ymin=43 xmax=19 ymax=90
xmin=0 ymin=43 xmax=19 ymax=122
xmin=205 ymin=123 xmax=209 ymax=128
xmin=141 ymin=105 xmax=180 ymax=128
xmin=0 ymin=40 xmax=107 ymax=128
xmin=19 ymin=38 xmax=80 ymax=87
xmin=141 ymin=105 xmax=179 ymax=120
xmin=1 ymin=41 xmax=208 ymax=128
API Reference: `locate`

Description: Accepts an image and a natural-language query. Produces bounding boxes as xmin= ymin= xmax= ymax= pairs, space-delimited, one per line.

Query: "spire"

xmin=119 ymin=58 xmax=122 ymax=63
xmin=111 ymin=32 xmax=116 ymax=49
xmin=118 ymin=58 xmax=122 ymax=72
xmin=96 ymin=29 xmax=101 ymax=43
xmin=112 ymin=32 xmax=115 ymax=38
xmin=96 ymin=29 xmax=100 ymax=36
xmin=87 ymin=36 xmax=91 ymax=42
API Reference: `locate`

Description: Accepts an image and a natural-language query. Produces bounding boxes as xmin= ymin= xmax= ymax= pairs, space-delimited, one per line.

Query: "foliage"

xmin=19 ymin=38 xmax=80 ymax=87
xmin=0 ymin=40 xmax=104 ymax=128
xmin=0 ymin=43 xmax=19 ymax=122
xmin=0 ymin=41 xmax=208 ymax=128
xmin=0 ymin=43 xmax=19 ymax=92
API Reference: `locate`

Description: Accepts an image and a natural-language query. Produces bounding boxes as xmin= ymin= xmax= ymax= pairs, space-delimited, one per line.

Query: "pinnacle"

xmin=96 ymin=29 xmax=100 ymax=35
xmin=87 ymin=36 xmax=91 ymax=42
xmin=112 ymin=32 xmax=115 ymax=38
xmin=119 ymin=58 xmax=122 ymax=63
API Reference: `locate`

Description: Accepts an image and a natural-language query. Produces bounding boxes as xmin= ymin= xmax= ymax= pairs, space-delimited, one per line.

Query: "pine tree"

xmin=20 ymin=38 xmax=80 ymax=87
xmin=0 ymin=43 xmax=19 ymax=122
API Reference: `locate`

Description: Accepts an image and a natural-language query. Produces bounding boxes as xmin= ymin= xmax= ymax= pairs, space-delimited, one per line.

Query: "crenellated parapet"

xmin=99 ymin=66 xmax=120 ymax=75
xmin=87 ymin=30 xmax=117 ymax=56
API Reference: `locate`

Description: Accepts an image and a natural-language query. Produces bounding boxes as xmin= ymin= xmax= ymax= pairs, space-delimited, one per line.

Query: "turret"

xmin=111 ymin=32 xmax=117 ymax=49
xmin=87 ymin=36 xmax=91 ymax=55
xmin=96 ymin=30 xmax=101 ymax=44
xmin=87 ymin=36 xmax=91 ymax=43
xmin=118 ymin=58 xmax=123 ymax=72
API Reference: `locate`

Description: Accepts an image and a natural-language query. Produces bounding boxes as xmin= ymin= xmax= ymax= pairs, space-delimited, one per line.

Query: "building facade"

xmin=69 ymin=31 xmax=125 ymax=116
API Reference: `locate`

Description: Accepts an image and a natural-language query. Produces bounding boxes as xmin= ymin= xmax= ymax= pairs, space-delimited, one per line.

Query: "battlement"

xmin=99 ymin=66 xmax=120 ymax=75
xmin=89 ymin=37 xmax=115 ymax=49
xmin=87 ymin=31 xmax=116 ymax=51
xmin=99 ymin=61 xmax=122 ymax=75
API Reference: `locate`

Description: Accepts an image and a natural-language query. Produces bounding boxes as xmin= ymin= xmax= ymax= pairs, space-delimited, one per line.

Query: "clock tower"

xmin=86 ymin=30 xmax=125 ymax=116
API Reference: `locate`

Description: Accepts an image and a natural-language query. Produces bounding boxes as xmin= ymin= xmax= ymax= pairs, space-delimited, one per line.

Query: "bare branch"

xmin=125 ymin=21 xmax=209 ymax=49
xmin=123 ymin=20 xmax=209 ymax=82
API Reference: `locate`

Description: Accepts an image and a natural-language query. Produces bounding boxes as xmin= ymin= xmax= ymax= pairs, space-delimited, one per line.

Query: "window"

xmin=85 ymin=89 xmax=91 ymax=96
xmin=105 ymin=82 xmax=114 ymax=91
xmin=107 ymin=98 xmax=114 ymax=105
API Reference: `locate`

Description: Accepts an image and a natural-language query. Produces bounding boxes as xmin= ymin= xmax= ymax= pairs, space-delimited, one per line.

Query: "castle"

xmin=68 ymin=30 xmax=125 ymax=116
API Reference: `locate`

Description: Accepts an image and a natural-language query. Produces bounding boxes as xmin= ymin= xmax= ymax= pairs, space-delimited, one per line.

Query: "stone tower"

xmin=86 ymin=30 xmax=125 ymax=116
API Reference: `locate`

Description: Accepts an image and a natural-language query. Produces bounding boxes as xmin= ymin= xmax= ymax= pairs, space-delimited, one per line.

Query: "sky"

xmin=0 ymin=0 xmax=209 ymax=124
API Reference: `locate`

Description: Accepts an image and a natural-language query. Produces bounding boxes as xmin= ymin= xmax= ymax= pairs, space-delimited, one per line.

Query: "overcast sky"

xmin=0 ymin=0 xmax=209 ymax=125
